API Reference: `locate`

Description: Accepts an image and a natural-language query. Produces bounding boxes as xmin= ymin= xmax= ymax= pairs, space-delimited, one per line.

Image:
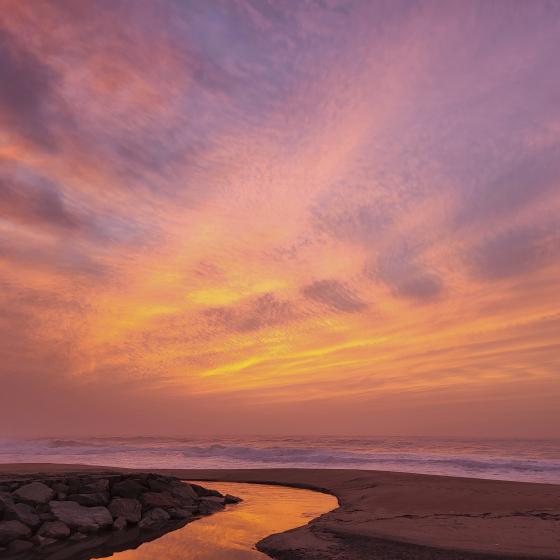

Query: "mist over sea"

xmin=1 ymin=436 xmax=559 ymax=484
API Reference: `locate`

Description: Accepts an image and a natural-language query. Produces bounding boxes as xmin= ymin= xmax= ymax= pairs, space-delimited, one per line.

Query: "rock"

xmin=190 ymin=483 xmax=222 ymax=498
xmin=8 ymin=539 xmax=33 ymax=553
xmin=33 ymin=535 xmax=57 ymax=547
xmin=38 ymin=521 xmax=71 ymax=539
xmin=80 ymin=479 xmax=109 ymax=494
xmin=49 ymin=501 xmax=113 ymax=533
xmin=167 ymin=507 xmax=194 ymax=520
xmin=67 ymin=492 xmax=109 ymax=506
xmin=4 ymin=502 xmax=41 ymax=528
xmin=198 ymin=497 xmax=225 ymax=514
xmin=113 ymin=516 xmax=127 ymax=531
xmin=147 ymin=478 xmax=170 ymax=493
xmin=202 ymin=496 xmax=226 ymax=505
xmin=141 ymin=492 xmax=179 ymax=510
xmin=0 ymin=492 xmax=15 ymax=510
xmin=53 ymin=482 xmax=69 ymax=495
xmin=138 ymin=508 xmax=170 ymax=529
xmin=169 ymin=483 xmax=198 ymax=502
xmin=112 ymin=479 xmax=148 ymax=499
xmin=66 ymin=478 xmax=81 ymax=495
xmin=108 ymin=498 xmax=142 ymax=523
xmin=13 ymin=482 xmax=55 ymax=505
xmin=225 ymin=494 xmax=243 ymax=504
xmin=39 ymin=512 xmax=55 ymax=522
xmin=0 ymin=520 xmax=32 ymax=545
xmin=69 ymin=532 xmax=87 ymax=541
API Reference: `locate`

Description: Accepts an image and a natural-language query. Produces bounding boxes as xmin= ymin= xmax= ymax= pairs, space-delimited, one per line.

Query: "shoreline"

xmin=1 ymin=464 xmax=559 ymax=559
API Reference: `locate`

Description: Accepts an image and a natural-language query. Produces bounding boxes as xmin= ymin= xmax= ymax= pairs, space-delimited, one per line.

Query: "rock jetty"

xmin=0 ymin=472 xmax=240 ymax=556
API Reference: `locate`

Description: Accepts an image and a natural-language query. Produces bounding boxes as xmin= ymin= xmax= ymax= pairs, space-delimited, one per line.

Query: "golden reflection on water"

xmin=110 ymin=481 xmax=337 ymax=560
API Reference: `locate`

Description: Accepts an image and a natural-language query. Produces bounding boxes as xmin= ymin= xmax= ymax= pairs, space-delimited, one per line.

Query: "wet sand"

xmin=1 ymin=464 xmax=559 ymax=559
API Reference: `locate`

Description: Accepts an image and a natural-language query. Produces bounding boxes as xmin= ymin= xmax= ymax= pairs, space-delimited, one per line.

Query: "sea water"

xmin=1 ymin=435 xmax=559 ymax=483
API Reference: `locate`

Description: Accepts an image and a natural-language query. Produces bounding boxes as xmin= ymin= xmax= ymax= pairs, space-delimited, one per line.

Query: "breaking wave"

xmin=1 ymin=436 xmax=559 ymax=484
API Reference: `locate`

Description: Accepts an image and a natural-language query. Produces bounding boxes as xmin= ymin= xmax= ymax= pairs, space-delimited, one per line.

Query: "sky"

xmin=0 ymin=0 xmax=559 ymax=438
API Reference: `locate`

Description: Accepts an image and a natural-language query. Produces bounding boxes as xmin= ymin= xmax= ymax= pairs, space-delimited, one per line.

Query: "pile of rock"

xmin=0 ymin=472 xmax=240 ymax=555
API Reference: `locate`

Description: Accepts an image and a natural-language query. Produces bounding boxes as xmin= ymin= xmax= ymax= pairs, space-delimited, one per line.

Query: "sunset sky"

xmin=1 ymin=0 xmax=559 ymax=438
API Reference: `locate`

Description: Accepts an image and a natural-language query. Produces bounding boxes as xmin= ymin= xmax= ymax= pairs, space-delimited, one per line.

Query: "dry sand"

xmin=1 ymin=464 xmax=559 ymax=559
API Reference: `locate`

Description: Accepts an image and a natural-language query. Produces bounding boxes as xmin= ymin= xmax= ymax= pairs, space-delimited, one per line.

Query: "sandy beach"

xmin=1 ymin=464 xmax=559 ymax=559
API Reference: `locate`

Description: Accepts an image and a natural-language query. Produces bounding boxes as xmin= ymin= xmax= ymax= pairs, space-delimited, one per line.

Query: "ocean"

xmin=1 ymin=436 xmax=559 ymax=484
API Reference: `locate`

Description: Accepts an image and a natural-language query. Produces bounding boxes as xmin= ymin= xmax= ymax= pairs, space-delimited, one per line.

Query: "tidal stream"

xmin=108 ymin=481 xmax=337 ymax=560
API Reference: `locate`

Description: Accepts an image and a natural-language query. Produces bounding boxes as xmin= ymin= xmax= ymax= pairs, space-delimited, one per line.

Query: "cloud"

xmin=0 ymin=27 xmax=60 ymax=150
xmin=302 ymin=280 xmax=367 ymax=313
xmin=370 ymin=244 xmax=443 ymax=302
xmin=0 ymin=170 xmax=84 ymax=233
xmin=454 ymin=146 xmax=560 ymax=229
xmin=469 ymin=225 xmax=559 ymax=281
xmin=312 ymin=194 xmax=394 ymax=246
xmin=205 ymin=293 xmax=293 ymax=333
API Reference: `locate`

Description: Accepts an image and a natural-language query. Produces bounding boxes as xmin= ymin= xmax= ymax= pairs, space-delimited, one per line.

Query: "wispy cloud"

xmin=1 ymin=0 xmax=559 ymax=436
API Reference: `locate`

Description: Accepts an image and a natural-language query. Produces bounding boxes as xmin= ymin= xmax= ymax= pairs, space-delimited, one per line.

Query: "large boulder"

xmin=169 ymin=483 xmax=198 ymax=503
xmin=112 ymin=517 xmax=127 ymax=531
xmin=67 ymin=492 xmax=109 ymax=506
xmin=37 ymin=521 xmax=71 ymax=539
xmin=49 ymin=501 xmax=113 ymax=533
xmin=13 ymin=482 xmax=55 ymax=505
xmin=225 ymin=494 xmax=243 ymax=504
xmin=8 ymin=539 xmax=33 ymax=553
xmin=4 ymin=502 xmax=41 ymax=529
xmin=0 ymin=492 xmax=14 ymax=509
xmin=108 ymin=498 xmax=142 ymax=523
xmin=189 ymin=483 xmax=222 ymax=498
xmin=140 ymin=492 xmax=179 ymax=510
xmin=167 ymin=507 xmax=194 ymax=520
xmin=138 ymin=508 xmax=170 ymax=529
xmin=111 ymin=479 xmax=148 ymax=499
xmin=0 ymin=521 xmax=32 ymax=545
xmin=198 ymin=496 xmax=225 ymax=514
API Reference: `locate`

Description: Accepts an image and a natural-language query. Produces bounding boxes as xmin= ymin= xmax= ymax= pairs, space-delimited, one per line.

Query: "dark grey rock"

xmin=147 ymin=478 xmax=170 ymax=493
xmin=0 ymin=492 xmax=15 ymax=510
xmin=198 ymin=497 xmax=225 ymax=514
xmin=0 ymin=520 xmax=32 ymax=545
xmin=190 ymin=483 xmax=222 ymax=498
xmin=67 ymin=492 xmax=109 ymax=506
xmin=141 ymin=492 xmax=179 ymax=510
xmin=38 ymin=520 xmax=71 ymax=539
xmin=49 ymin=501 xmax=113 ymax=533
xmin=13 ymin=482 xmax=55 ymax=505
xmin=113 ymin=516 xmax=127 ymax=531
xmin=167 ymin=507 xmax=194 ymax=520
xmin=111 ymin=479 xmax=148 ymax=499
xmin=53 ymin=483 xmax=69 ymax=495
xmin=8 ymin=539 xmax=33 ymax=553
xmin=138 ymin=508 xmax=170 ymax=529
xmin=4 ymin=502 xmax=41 ymax=528
xmin=80 ymin=479 xmax=109 ymax=494
xmin=108 ymin=497 xmax=142 ymax=523
xmin=33 ymin=534 xmax=57 ymax=547
xmin=225 ymin=494 xmax=243 ymax=504
xmin=169 ymin=483 xmax=198 ymax=503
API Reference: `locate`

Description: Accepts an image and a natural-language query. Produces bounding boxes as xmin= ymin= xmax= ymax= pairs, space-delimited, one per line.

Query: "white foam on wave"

xmin=1 ymin=436 xmax=559 ymax=483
